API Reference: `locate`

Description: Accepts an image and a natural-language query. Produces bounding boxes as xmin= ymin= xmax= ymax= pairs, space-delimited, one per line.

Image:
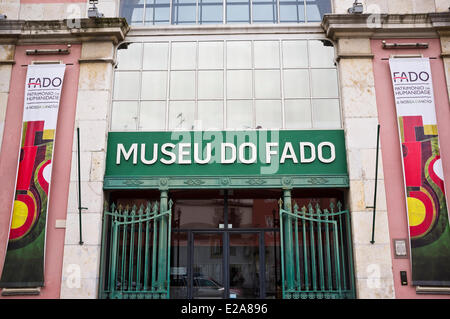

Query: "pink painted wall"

xmin=0 ymin=44 xmax=81 ymax=299
xmin=372 ymin=38 xmax=450 ymax=299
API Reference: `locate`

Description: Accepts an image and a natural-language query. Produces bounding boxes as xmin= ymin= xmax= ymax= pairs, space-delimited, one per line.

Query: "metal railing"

xmin=99 ymin=200 xmax=173 ymax=299
xmin=279 ymin=201 xmax=355 ymax=299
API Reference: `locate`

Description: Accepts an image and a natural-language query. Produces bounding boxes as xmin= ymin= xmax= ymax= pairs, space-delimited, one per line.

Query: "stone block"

xmin=76 ymin=90 xmax=110 ymax=121
xmin=356 ymin=277 xmax=395 ymax=299
xmin=0 ymin=2 xmax=20 ymax=20
xmin=388 ymin=0 xmax=414 ymax=13
xmin=348 ymin=180 xmax=366 ymax=212
xmin=61 ymin=245 xmax=101 ymax=280
xmin=338 ymin=38 xmax=372 ymax=55
xmin=412 ymin=0 xmax=436 ymax=13
xmin=339 ymin=58 xmax=375 ymax=89
xmin=67 ymin=181 xmax=104 ymax=214
xmin=0 ymin=45 xmax=15 ymax=62
xmin=77 ymin=120 xmax=108 ymax=152
xmin=0 ymin=65 xmax=12 ymax=93
xmin=361 ymin=148 xmax=384 ymax=180
xmin=352 ymin=243 xmax=393 ymax=280
xmin=341 ymin=85 xmax=378 ymax=118
xmin=347 ymin=148 xmax=363 ymax=180
xmin=70 ymin=151 xmax=92 ymax=182
xmin=344 ymin=117 xmax=379 ymax=149
xmin=81 ymin=42 xmax=114 ymax=60
xmin=90 ymin=151 xmax=106 ymax=182
xmin=351 ymin=210 xmax=391 ymax=244
xmin=60 ymin=277 xmax=98 ymax=299
xmin=78 ymin=63 xmax=113 ymax=91
xmin=364 ymin=179 xmax=387 ymax=212
xmin=435 ymin=0 xmax=450 ymax=11
xmin=64 ymin=212 xmax=102 ymax=246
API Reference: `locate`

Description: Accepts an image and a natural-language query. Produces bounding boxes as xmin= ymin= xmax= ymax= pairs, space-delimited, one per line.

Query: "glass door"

xmin=192 ymin=232 xmax=225 ymax=299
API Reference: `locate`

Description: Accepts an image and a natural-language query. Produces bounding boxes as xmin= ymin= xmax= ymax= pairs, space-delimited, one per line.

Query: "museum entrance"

xmin=169 ymin=189 xmax=282 ymax=299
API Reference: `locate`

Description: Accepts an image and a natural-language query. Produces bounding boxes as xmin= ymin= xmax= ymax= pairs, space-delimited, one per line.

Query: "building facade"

xmin=0 ymin=0 xmax=449 ymax=299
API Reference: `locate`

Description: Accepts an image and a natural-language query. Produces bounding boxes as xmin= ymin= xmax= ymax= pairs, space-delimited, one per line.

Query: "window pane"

xmin=306 ymin=0 xmax=331 ymax=22
xmin=227 ymin=3 xmax=250 ymax=23
xmin=254 ymin=70 xmax=280 ymax=99
xmin=309 ymin=40 xmax=335 ymax=68
xmin=116 ymin=43 xmax=142 ymax=70
xmin=171 ymin=42 xmax=196 ymax=69
xmin=120 ymin=1 xmax=144 ymax=25
xmin=283 ymin=69 xmax=310 ymax=98
xmin=111 ymin=101 xmax=138 ymax=130
xmin=285 ymin=99 xmax=312 ymax=128
xmin=198 ymin=71 xmax=224 ymax=99
xmin=145 ymin=1 xmax=171 ymax=25
xmin=141 ymin=71 xmax=167 ymax=100
xmin=254 ymin=41 xmax=280 ymax=69
xmin=255 ymin=100 xmax=282 ymax=129
xmin=227 ymin=41 xmax=252 ymax=69
xmin=198 ymin=101 xmax=223 ymax=129
xmin=312 ymin=99 xmax=341 ymax=128
xmin=252 ymin=3 xmax=277 ymax=23
xmin=172 ymin=4 xmax=197 ymax=24
xmin=139 ymin=101 xmax=166 ymax=130
xmin=113 ymin=72 xmax=140 ymax=100
xmin=200 ymin=4 xmax=223 ymax=23
xmin=169 ymin=101 xmax=195 ymax=129
xmin=310 ymin=69 xmax=338 ymax=98
xmin=227 ymin=70 xmax=252 ymax=99
xmin=198 ymin=42 xmax=224 ymax=69
xmin=143 ymin=42 xmax=169 ymax=70
xmin=227 ymin=100 xmax=253 ymax=129
xmin=170 ymin=71 xmax=196 ymax=99
xmin=279 ymin=3 xmax=304 ymax=23
xmin=282 ymin=40 xmax=308 ymax=68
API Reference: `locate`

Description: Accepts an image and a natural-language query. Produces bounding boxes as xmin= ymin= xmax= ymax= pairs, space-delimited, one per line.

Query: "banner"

xmin=389 ymin=58 xmax=450 ymax=286
xmin=0 ymin=64 xmax=66 ymax=288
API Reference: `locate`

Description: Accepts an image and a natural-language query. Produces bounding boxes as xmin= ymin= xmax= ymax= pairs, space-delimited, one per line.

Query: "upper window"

xmin=119 ymin=0 xmax=331 ymax=25
xmin=111 ymin=38 xmax=340 ymax=131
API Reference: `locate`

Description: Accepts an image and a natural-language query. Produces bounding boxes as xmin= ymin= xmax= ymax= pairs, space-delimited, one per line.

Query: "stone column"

xmin=59 ymin=42 xmax=115 ymax=299
xmin=0 ymin=45 xmax=14 ymax=151
xmin=337 ymin=38 xmax=395 ymax=299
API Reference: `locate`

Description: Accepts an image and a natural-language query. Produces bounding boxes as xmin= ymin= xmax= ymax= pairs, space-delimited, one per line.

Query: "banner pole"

xmin=77 ymin=127 xmax=85 ymax=245
xmin=370 ymin=124 xmax=380 ymax=244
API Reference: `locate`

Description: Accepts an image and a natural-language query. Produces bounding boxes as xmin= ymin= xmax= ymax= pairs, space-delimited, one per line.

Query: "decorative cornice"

xmin=321 ymin=12 xmax=450 ymax=40
xmin=0 ymin=18 xmax=130 ymax=45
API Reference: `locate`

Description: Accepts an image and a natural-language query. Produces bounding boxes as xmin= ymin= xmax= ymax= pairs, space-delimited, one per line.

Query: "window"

xmin=119 ymin=0 xmax=331 ymax=25
xmin=111 ymin=39 xmax=340 ymax=131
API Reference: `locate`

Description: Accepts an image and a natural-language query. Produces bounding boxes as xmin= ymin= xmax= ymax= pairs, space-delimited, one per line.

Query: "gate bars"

xmin=279 ymin=200 xmax=355 ymax=299
xmin=99 ymin=199 xmax=173 ymax=299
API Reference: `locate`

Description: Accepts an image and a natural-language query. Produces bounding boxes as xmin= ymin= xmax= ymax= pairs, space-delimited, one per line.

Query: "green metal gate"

xmin=98 ymin=199 xmax=173 ymax=299
xmin=279 ymin=200 xmax=355 ymax=299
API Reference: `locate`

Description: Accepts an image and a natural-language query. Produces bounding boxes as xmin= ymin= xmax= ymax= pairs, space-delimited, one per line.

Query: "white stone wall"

xmin=337 ymin=38 xmax=395 ymax=299
xmin=59 ymin=42 xmax=114 ymax=299
xmin=333 ymin=0 xmax=446 ymax=14
xmin=0 ymin=45 xmax=14 ymax=152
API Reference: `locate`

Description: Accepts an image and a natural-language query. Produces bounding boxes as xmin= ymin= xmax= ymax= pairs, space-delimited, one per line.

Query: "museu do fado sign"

xmin=105 ymin=130 xmax=348 ymax=177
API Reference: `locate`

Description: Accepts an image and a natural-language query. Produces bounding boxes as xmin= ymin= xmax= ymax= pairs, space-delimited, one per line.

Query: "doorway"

xmin=169 ymin=189 xmax=282 ymax=299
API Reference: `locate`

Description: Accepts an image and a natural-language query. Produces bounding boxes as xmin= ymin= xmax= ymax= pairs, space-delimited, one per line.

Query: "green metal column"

xmin=283 ymin=189 xmax=295 ymax=295
xmin=157 ymin=190 xmax=169 ymax=294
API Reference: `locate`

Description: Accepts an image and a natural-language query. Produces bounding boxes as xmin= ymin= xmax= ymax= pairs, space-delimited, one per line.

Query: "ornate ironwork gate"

xmin=279 ymin=200 xmax=355 ymax=299
xmin=99 ymin=198 xmax=173 ymax=299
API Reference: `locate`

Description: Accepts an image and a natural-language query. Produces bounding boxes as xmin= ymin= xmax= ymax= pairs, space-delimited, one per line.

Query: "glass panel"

xmin=229 ymin=233 xmax=260 ymax=298
xmin=228 ymin=196 xmax=279 ymax=228
xmin=279 ymin=3 xmax=305 ymax=23
xmin=227 ymin=70 xmax=252 ymax=99
xmin=139 ymin=101 xmax=166 ymax=130
xmin=141 ymin=71 xmax=167 ymax=100
xmin=254 ymin=70 xmax=281 ymax=99
xmin=170 ymin=232 xmax=189 ymax=299
xmin=226 ymin=41 xmax=252 ymax=69
xmin=120 ymin=1 xmax=144 ymax=25
xmin=310 ymin=69 xmax=338 ymax=98
xmin=255 ymin=100 xmax=282 ymax=129
xmin=198 ymin=71 xmax=224 ymax=99
xmin=116 ymin=43 xmax=142 ymax=70
xmin=199 ymin=4 xmax=223 ymax=23
xmin=193 ymin=233 xmax=224 ymax=299
xmin=226 ymin=100 xmax=253 ymax=129
xmin=226 ymin=3 xmax=250 ymax=23
xmin=265 ymin=231 xmax=281 ymax=299
xmin=143 ymin=42 xmax=169 ymax=70
xmin=312 ymin=99 xmax=341 ymax=128
xmin=169 ymin=101 xmax=195 ymax=129
xmin=252 ymin=2 xmax=277 ymax=23
xmin=282 ymin=40 xmax=308 ymax=68
xmin=172 ymin=4 xmax=197 ymax=24
xmin=174 ymin=197 xmax=224 ymax=229
xmin=171 ymin=42 xmax=197 ymax=70
xmin=254 ymin=41 xmax=280 ymax=69
xmin=113 ymin=72 xmax=140 ymax=100
xmin=285 ymin=99 xmax=312 ymax=129
xmin=111 ymin=101 xmax=138 ymax=131
xmin=198 ymin=101 xmax=224 ymax=129
xmin=170 ymin=71 xmax=196 ymax=99
xmin=306 ymin=0 xmax=331 ymax=22
xmin=283 ymin=69 xmax=310 ymax=98
xmin=198 ymin=42 xmax=224 ymax=69
xmin=309 ymin=40 xmax=335 ymax=68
